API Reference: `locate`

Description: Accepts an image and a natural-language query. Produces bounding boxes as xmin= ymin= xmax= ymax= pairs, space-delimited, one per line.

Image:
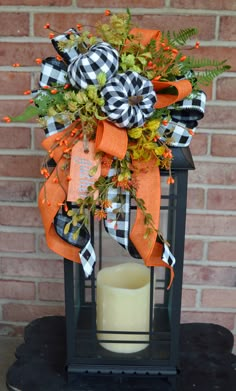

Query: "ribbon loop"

xmin=153 ymin=79 xmax=193 ymax=108
xmin=95 ymin=121 xmax=128 ymax=159
xmin=170 ymin=90 xmax=206 ymax=122
xmin=51 ymin=28 xmax=83 ymax=63
xmin=159 ymin=90 xmax=207 ymax=147
xmin=129 ymin=27 xmax=162 ymax=50
xmin=39 ymin=57 xmax=68 ymax=88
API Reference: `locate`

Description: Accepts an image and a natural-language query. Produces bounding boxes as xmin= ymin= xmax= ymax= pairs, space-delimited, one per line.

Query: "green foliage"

xmin=163 ymin=28 xmax=198 ymax=47
xmin=11 ymin=77 xmax=107 ymax=137
xmin=57 ymin=31 xmax=100 ymax=54
xmin=195 ymin=66 xmax=231 ymax=87
xmin=180 ymin=57 xmax=231 ymax=87
xmin=96 ymin=11 xmax=131 ymax=49
xmin=10 ymin=105 xmax=39 ymax=122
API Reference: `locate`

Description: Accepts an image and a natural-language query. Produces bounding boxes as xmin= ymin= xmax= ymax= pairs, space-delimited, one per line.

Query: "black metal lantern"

xmin=63 ymin=146 xmax=194 ymax=388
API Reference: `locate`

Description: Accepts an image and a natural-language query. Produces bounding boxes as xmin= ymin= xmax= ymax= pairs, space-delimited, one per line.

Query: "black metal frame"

xmin=64 ymin=147 xmax=194 ymax=384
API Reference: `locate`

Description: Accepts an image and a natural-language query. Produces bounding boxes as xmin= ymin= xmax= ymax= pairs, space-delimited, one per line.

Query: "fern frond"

xmin=172 ymin=28 xmax=198 ymax=46
xmin=178 ymin=56 xmax=230 ymax=85
xmin=162 ymin=28 xmax=198 ymax=48
xmin=194 ymin=65 xmax=231 ymax=87
xmin=184 ymin=57 xmax=229 ymax=70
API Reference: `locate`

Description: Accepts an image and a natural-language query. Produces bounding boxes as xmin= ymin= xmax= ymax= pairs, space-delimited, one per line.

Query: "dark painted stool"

xmin=6 ymin=316 xmax=236 ymax=391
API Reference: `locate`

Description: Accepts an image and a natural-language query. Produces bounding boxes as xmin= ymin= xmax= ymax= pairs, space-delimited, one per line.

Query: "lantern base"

xmin=6 ymin=316 xmax=236 ymax=391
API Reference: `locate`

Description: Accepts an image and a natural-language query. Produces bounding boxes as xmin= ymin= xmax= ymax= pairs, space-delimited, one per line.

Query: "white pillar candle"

xmin=96 ymin=262 xmax=151 ymax=354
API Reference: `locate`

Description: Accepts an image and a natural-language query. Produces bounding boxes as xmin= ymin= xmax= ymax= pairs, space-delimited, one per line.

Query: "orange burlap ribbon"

xmin=153 ymin=79 xmax=192 ymax=108
xmin=129 ymin=27 xmax=162 ymax=51
xmin=38 ymin=125 xmax=81 ymax=263
xmin=96 ymin=120 xmax=128 ymax=160
xmin=130 ymin=159 xmax=174 ymax=289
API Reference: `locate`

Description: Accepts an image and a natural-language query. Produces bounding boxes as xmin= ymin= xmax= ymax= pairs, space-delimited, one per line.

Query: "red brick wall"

xmin=0 ymin=1 xmax=235 ymax=351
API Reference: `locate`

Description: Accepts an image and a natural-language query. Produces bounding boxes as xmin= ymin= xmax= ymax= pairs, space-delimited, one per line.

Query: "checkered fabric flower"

xmin=67 ymin=42 xmax=119 ymax=89
xmin=100 ymin=71 xmax=157 ymax=129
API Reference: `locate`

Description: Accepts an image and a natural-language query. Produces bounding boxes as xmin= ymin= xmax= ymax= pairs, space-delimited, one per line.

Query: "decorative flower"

xmin=67 ymin=42 xmax=119 ymax=89
xmin=100 ymin=71 xmax=157 ymax=128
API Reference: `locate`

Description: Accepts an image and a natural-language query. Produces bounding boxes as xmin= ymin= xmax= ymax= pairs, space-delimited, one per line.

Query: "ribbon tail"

xmin=80 ymin=240 xmax=96 ymax=277
xmin=38 ymin=172 xmax=81 ymax=264
xmin=39 ymin=172 xmax=96 ymax=277
xmin=104 ymin=167 xmax=130 ymax=251
xmin=54 ymin=209 xmax=96 ymax=277
xmin=129 ymin=159 xmax=175 ymax=289
xmin=38 ymin=127 xmax=96 ymax=276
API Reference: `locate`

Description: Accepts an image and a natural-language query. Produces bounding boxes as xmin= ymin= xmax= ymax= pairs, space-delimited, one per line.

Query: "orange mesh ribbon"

xmin=38 ymin=125 xmax=81 ymax=263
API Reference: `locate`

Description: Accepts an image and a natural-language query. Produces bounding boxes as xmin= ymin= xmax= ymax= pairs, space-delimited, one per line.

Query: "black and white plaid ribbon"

xmin=54 ymin=209 xmax=96 ymax=277
xmin=104 ymin=168 xmax=130 ymax=250
xmin=157 ymin=235 xmax=176 ymax=267
xmin=39 ymin=28 xmax=83 ymax=137
xmin=42 ymin=115 xmax=72 ymax=137
xmin=158 ymin=91 xmax=206 ymax=146
xmin=39 ymin=57 xmax=68 ymax=88
xmin=171 ymin=90 xmax=206 ymax=122
xmin=52 ymin=28 xmax=83 ymax=64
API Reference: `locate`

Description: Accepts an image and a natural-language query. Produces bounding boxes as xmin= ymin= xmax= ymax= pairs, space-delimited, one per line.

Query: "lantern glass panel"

xmin=64 ymin=170 xmax=186 ymax=377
